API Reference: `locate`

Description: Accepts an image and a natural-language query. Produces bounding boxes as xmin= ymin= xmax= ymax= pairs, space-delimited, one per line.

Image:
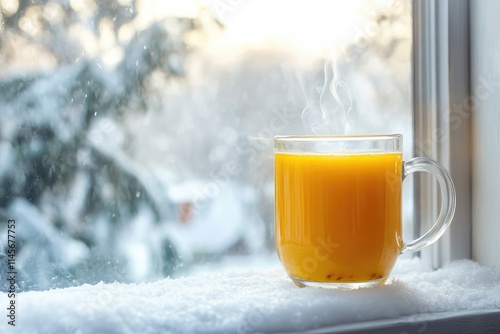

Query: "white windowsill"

xmin=308 ymin=309 xmax=500 ymax=333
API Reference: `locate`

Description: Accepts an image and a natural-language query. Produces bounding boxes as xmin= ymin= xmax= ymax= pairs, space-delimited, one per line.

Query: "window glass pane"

xmin=0 ymin=0 xmax=412 ymax=290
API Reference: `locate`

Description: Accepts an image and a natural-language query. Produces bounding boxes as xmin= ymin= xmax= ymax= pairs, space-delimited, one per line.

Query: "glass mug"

xmin=274 ymin=134 xmax=456 ymax=288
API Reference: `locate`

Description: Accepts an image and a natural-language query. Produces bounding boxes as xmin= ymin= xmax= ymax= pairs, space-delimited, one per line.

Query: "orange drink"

xmin=275 ymin=152 xmax=403 ymax=284
xmin=274 ymin=134 xmax=456 ymax=288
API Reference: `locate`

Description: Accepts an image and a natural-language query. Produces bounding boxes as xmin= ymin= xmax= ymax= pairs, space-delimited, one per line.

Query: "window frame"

xmin=412 ymin=0 xmax=472 ymax=268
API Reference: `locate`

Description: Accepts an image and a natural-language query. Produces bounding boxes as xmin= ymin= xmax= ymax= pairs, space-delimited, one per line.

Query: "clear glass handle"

xmin=401 ymin=157 xmax=456 ymax=253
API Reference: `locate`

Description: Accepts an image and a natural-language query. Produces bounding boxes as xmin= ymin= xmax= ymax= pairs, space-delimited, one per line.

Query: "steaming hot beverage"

xmin=274 ymin=135 xmax=456 ymax=288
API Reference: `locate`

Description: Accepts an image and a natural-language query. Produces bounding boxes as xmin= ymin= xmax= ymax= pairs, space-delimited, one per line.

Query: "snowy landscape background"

xmin=0 ymin=0 xmax=413 ymax=291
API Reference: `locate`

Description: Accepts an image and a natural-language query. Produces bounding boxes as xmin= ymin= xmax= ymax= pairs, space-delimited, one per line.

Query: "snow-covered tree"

xmin=0 ymin=1 xmax=195 ymax=289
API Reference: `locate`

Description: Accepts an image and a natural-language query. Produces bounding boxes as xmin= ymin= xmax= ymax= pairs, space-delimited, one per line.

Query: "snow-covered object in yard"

xmin=7 ymin=198 xmax=89 ymax=268
xmin=164 ymin=182 xmax=265 ymax=260
xmin=2 ymin=258 xmax=500 ymax=334
xmin=0 ymin=198 xmax=89 ymax=291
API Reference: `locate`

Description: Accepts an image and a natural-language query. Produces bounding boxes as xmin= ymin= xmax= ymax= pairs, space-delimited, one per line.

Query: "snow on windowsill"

xmin=2 ymin=258 xmax=500 ymax=334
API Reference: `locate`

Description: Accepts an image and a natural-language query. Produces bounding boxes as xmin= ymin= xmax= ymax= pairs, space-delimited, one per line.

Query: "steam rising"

xmin=301 ymin=59 xmax=352 ymax=135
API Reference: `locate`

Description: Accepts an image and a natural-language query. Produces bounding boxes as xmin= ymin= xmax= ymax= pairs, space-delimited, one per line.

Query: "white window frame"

xmin=412 ymin=0 xmax=471 ymax=268
xmin=469 ymin=0 xmax=500 ymax=279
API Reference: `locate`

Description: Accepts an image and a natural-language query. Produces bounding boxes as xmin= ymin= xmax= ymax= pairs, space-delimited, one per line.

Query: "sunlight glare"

xmin=220 ymin=0 xmax=365 ymax=54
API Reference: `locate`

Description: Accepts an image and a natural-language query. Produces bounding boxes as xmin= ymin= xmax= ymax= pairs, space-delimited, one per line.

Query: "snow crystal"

xmin=1 ymin=258 xmax=499 ymax=333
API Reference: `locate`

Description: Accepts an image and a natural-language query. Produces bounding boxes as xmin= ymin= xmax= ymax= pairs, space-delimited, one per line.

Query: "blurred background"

xmin=0 ymin=0 xmax=412 ymax=290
